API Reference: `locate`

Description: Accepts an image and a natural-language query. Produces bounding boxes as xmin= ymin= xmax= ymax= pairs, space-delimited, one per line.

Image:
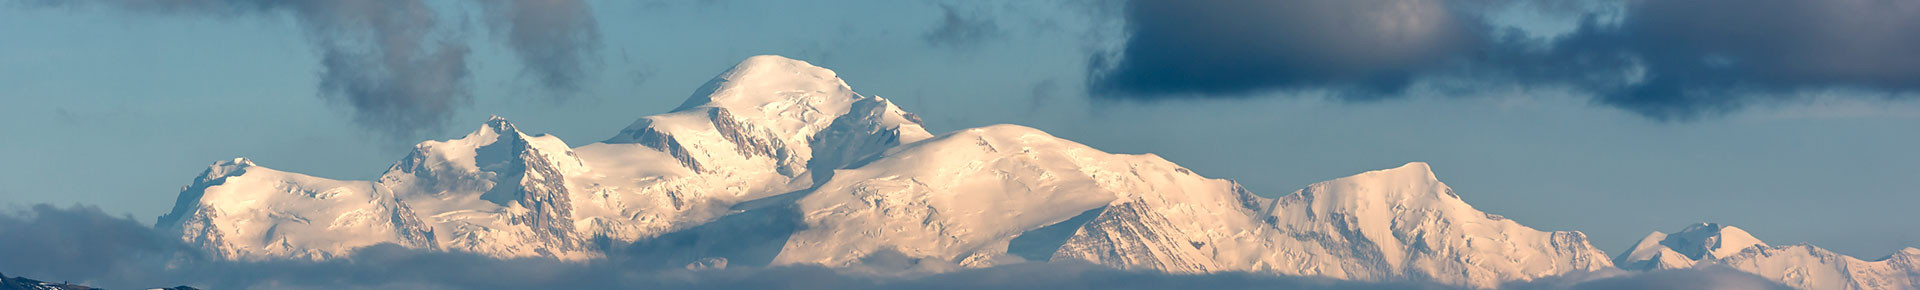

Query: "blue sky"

xmin=2 ymin=0 xmax=1918 ymax=260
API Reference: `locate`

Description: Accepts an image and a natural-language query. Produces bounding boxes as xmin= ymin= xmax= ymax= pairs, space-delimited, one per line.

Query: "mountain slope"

xmin=1053 ymin=162 xmax=1613 ymax=288
xmin=1621 ymin=224 xmax=1920 ymax=290
xmin=772 ymin=124 xmax=1129 ymax=271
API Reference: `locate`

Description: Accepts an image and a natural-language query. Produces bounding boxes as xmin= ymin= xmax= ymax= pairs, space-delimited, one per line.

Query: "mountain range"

xmin=1617 ymin=223 xmax=1920 ymax=290
xmin=151 ymin=55 xmax=1918 ymax=289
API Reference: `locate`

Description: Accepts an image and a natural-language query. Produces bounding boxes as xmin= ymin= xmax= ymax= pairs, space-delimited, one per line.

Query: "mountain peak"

xmin=1665 ymin=222 xmax=1767 ymax=260
xmin=202 ymin=157 xmax=257 ymax=181
xmin=432 ymin=116 xmax=531 ymax=153
xmin=1618 ymin=222 xmax=1771 ymax=270
xmin=1303 ymin=161 xmax=1450 ymax=202
xmin=733 ymin=55 xmax=819 ymax=74
xmin=479 ymin=115 xmax=521 ymax=136
xmin=671 ymin=55 xmax=861 ymax=115
xmin=217 ymin=157 xmax=255 ymax=168
xmin=1382 ymin=161 xmax=1435 ymax=177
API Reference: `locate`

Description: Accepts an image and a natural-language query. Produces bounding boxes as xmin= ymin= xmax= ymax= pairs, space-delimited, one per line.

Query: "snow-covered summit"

xmin=602 ymin=55 xmax=927 ymax=197
xmin=155 ymin=157 xmax=256 ymax=229
xmin=672 ymin=55 xmax=859 ymax=114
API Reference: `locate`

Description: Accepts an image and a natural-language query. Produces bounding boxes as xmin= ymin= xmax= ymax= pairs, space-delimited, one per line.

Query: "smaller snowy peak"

xmin=156 ymin=158 xmax=265 ymax=228
xmin=1670 ymin=223 xmax=1768 ymax=260
xmin=1617 ymin=223 xmax=1769 ymax=271
xmin=1619 ymin=231 xmax=1697 ymax=270
xmin=389 ymin=116 xmax=584 ymax=179
xmin=1623 ymin=223 xmax=1920 ymax=290
xmin=1714 ymin=243 xmax=1920 ymax=290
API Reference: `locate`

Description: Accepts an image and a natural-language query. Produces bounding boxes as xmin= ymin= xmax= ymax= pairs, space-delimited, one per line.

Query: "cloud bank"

xmin=1 ymin=203 xmax=1791 ymax=290
xmin=1091 ymin=0 xmax=1485 ymax=99
xmin=1091 ymin=0 xmax=1920 ymax=119
xmin=22 ymin=0 xmax=602 ymax=137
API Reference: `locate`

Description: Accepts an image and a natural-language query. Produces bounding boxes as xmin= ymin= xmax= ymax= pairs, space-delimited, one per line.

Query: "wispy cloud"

xmin=19 ymin=0 xmax=603 ymax=138
xmin=923 ymin=3 xmax=1002 ymax=49
xmin=476 ymin=0 xmax=603 ymax=96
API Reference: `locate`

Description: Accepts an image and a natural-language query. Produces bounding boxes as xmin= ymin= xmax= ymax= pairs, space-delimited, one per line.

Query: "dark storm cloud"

xmin=1092 ymin=0 xmax=1920 ymax=119
xmin=0 ymin=203 xmax=1801 ymax=290
xmin=1090 ymin=0 xmax=1487 ymax=100
xmin=923 ymin=4 xmax=1001 ymax=48
xmin=1546 ymin=0 xmax=1920 ymax=119
xmin=21 ymin=0 xmax=601 ymax=137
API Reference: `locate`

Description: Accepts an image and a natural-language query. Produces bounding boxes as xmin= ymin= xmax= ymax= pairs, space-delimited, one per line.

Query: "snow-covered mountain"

xmin=157 ymin=55 xmax=929 ymax=261
xmin=1053 ymin=162 xmax=1614 ymax=288
xmin=154 ymin=55 xmax=1821 ymax=288
xmin=1620 ymin=223 xmax=1920 ymax=290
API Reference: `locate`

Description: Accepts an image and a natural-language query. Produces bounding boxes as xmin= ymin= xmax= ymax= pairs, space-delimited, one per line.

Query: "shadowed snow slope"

xmin=1621 ymin=223 xmax=1920 ymax=290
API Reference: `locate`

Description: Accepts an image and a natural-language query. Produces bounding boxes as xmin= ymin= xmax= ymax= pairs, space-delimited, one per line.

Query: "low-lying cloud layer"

xmin=1 ymin=203 xmax=1790 ymax=290
xmin=22 ymin=0 xmax=601 ymax=138
xmin=1091 ymin=0 xmax=1920 ymax=120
